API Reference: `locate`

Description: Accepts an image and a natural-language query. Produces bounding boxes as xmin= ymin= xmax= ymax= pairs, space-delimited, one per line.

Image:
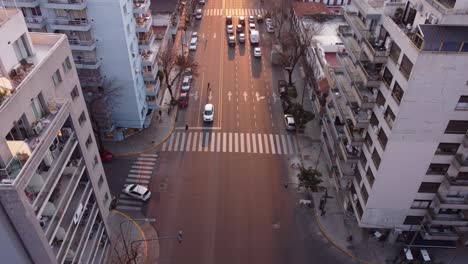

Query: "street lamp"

xmin=129 ymin=230 xmax=184 ymax=264
xmin=119 ymin=218 xmax=156 ymax=260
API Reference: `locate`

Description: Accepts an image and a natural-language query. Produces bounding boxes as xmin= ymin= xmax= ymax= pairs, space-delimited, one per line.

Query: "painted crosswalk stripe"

xmin=234 ymin=133 xmax=239 ymax=153
xmin=257 ymin=134 xmax=263 ymax=153
xmin=137 ymin=157 xmax=157 ymax=162
xmin=180 ymin=132 xmax=186 ymax=151
xmin=229 ymin=133 xmax=233 ymax=152
xmin=223 ymin=132 xmax=227 ymax=152
xmin=263 ymin=134 xmax=270 ymax=154
xmin=203 ymin=132 xmax=209 ymax=152
xmin=162 ymin=140 xmax=168 ymax=151
xmin=287 ymin=135 xmax=294 ymax=154
xmin=198 ymin=132 xmax=203 ymax=152
xmin=134 ymin=161 xmax=155 ymax=166
xmin=129 ymin=169 xmax=152 ymax=175
xmin=269 ymin=134 xmax=276 ymax=154
xmin=210 ymin=132 xmax=216 ymax=152
xmin=126 ymin=178 xmax=150 ymax=183
xmin=246 ymin=133 xmax=251 ymax=153
xmin=128 ymin=174 xmax=151 ymax=179
xmin=281 ymin=135 xmax=288 ymax=154
xmin=185 ymin=132 xmax=192 ymax=152
xmin=173 ymin=133 xmax=180 ymax=152
xmin=251 ymin=133 xmax=256 ymax=153
xmin=290 ymin=135 xmax=298 ymax=153
xmin=275 ymin=134 xmax=282 ymax=154
xmin=131 ymin=165 xmax=153 ymax=170
xmin=116 ymin=205 xmax=141 ymax=211
xmin=240 ymin=133 xmax=245 ymax=153
xmin=167 ymin=133 xmax=175 ymax=151
xmin=140 ymin=153 xmax=158 ymax=157
xmin=192 ymin=132 xmax=198 ymax=152
xmin=217 ymin=132 xmax=221 ymax=152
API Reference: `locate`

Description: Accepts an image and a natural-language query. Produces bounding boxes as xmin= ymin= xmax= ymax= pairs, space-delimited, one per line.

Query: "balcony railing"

xmin=138 ymin=32 xmax=155 ymax=46
xmin=24 ymin=16 xmax=45 ymax=24
xmin=49 ymin=18 xmax=90 ymax=27
xmin=337 ymin=52 xmax=363 ymax=84
xmin=357 ymin=61 xmax=382 ymax=87
xmin=45 ymin=0 xmax=87 ymax=10
xmin=69 ymin=38 xmax=95 ymax=46
xmin=74 ymin=58 xmax=100 ymax=66
xmin=79 ymin=74 xmax=103 ymax=87
xmin=424 ymin=0 xmax=468 ymax=15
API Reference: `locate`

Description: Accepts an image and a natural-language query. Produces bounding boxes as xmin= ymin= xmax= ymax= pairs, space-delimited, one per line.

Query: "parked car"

xmin=199 ymin=0 xmax=206 ymax=5
xmin=248 ymin=15 xmax=255 ymax=23
xmin=123 ymin=184 xmax=151 ymax=201
xmin=195 ymin=9 xmax=203 ymax=20
xmin=228 ymin=35 xmax=236 ymax=46
xmin=179 ymin=92 xmax=189 ymax=107
xmin=203 ymin=104 xmax=214 ymax=122
xmin=181 ymin=76 xmax=191 ymax=92
xmin=284 ymin=114 xmax=296 ymax=131
xmin=267 ymin=25 xmax=274 ymax=33
xmin=189 ymin=37 xmax=198 ymax=51
xmin=254 ymin=47 xmax=262 ymax=57
xmin=265 ymin=18 xmax=273 ymax=26
xmin=248 ymin=23 xmax=256 ymax=32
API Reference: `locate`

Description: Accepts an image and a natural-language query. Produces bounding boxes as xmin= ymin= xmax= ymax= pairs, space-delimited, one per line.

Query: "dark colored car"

xmin=226 ymin=16 xmax=232 ymax=25
xmin=236 ymin=24 xmax=243 ymax=33
xmin=257 ymin=15 xmax=264 ymax=23
xmin=179 ymin=92 xmax=189 ymax=107
xmin=278 ymin=80 xmax=288 ymax=99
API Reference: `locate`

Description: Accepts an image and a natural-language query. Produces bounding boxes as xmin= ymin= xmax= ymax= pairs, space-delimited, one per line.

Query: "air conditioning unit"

xmin=32 ymin=122 xmax=43 ymax=135
xmin=429 ymin=15 xmax=439 ymax=25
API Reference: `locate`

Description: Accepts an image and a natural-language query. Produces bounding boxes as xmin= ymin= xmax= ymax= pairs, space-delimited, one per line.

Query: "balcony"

xmin=362 ymin=37 xmax=390 ymax=64
xmin=451 ymin=154 xmax=468 ymax=171
xmin=338 ymin=138 xmax=360 ymax=163
xmin=434 ymin=192 xmax=468 ymax=210
xmin=1 ymin=100 xmax=70 ymax=184
xmin=344 ymin=120 xmax=365 ymax=145
xmin=78 ymin=72 xmax=103 ymax=87
xmin=336 ymin=152 xmax=358 ymax=179
xmin=133 ymin=0 xmax=150 ymax=14
xmin=349 ymin=106 xmax=371 ymax=129
xmin=68 ymin=38 xmax=96 ymax=51
xmin=45 ymin=0 xmax=87 ymax=10
xmin=135 ymin=14 xmax=152 ymax=33
xmin=141 ymin=47 xmax=157 ymax=66
xmin=337 ymin=53 xmax=364 ymax=85
xmin=463 ymin=132 xmax=468 ymax=148
xmin=382 ymin=16 xmax=421 ymax=53
xmin=426 ymin=208 xmax=468 ymax=226
xmin=443 ymin=173 xmax=468 ymax=192
xmin=138 ymin=31 xmax=155 ymax=49
xmin=338 ymin=26 xmax=363 ymax=62
xmin=25 ymin=16 xmax=46 ymax=29
xmin=420 ymin=226 xmax=459 ymax=241
xmin=73 ymin=58 xmax=101 ymax=70
xmin=2 ymin=0 xmax=39 ymax=8
xmin=357 ymin=61 xmax=382 ymax=87
xmin=343 ymin=11 xmax=369 ymax=40
xmin=143 ymin=68 xmax=157 ymax=82
xmin=49 ymin=18 xmax=91 ymax=31
xmin=424 ymin=0 xmax=467 ymax=15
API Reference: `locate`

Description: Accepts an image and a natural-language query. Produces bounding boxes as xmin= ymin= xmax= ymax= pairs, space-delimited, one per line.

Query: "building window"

xmin=435 ymin=143 xmax=460 ymax=155
xmin=104 ymin=192 xmax=109 ymax=204
xmin=31 ymin=93 xmax=46 ymax=119
xmin=98 ymin=174 xmax=104 ymax=189
xmin=426 ymin=163 xmax=450 ymax=175
xmin=365 ymin=132 xmax=373 ymax=150
xmin=410 ymin=200 xmax=431 ymax=209
xmin=440 ymin=41 xmax=461 ymax=52
xmin=376 ymin=90 xmax=386 ymax=107
xmin=79 ymin=111 xmax=87 ymax=126
xmin=371 ymin=149 xmax=381 ymax=169
xmin=445 ymin=120 xmax=468 ymax=134
xmin=461 ymin=43 xmax=468 ymax=52
xmin=52 ymin=69 xmax=62 ymax=87
xmin=361 ymin=184 xmax=368 ymax=204
xmin=356 ymin=168 xmax=362 ymax=185
xmin=389 ymin=42 xmax=401 ymax=63
xmin=384 ymin=106 xmax=395 ymax=129
xmin=12 ymin=33 xmax=32 ymax=61
xmin=399 ymin=55 xmax=413 ymax=79
xmin=93 ymin=155 xmax=99 ymax=168
xmin=85 ymin=135 xmax=93 ymax=148
xmin=391 ymin=82 xmax=404 ymax=105
xmin=370 ymin=112 xmax=379 ymax=128
xmin=403 ymin=215 xmax=424 ymax=225
xmin=417 ymin=182 xmax=441 ymax=193
xmin=455 ymin=96 xmax=468 ymax=111
xmin=377 ymin=128 xmax=388 ymax=150
xmin=71 ymin=85 xmax=79 ymax=100
xmin=382 ymin=67 xmax=393 ymax=88
xmin=62 ymin=57 xmax=72 ymax=73
xmin=366 ymin=168 xmax=375 ymax=187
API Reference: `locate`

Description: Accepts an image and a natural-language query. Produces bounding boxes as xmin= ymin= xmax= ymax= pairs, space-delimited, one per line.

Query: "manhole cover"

xmin=159 ymin=183 xmax=167 ymax=189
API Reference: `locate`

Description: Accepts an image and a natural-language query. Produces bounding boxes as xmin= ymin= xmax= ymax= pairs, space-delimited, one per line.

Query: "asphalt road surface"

xmin=108 ymin=0 xmax=355 ymax=263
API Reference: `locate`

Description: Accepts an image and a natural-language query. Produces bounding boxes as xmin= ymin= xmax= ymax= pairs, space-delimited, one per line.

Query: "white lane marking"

xmin=134 ymin=161 xmax=155 ymax=166
xmin=275 ymin=134 xmax=282 ymax=155
xmin=229 ymin=133 xmax=233 ymax=152
xmin=251 ymin=133 xmax=257 ymax=153
xmin=128 ymin=174 xmax=151 ymax=179
xmin=269 ymin=134 xmax=276 ymax=154
xmin=234 ymin=133 xmax=239 ymax=153
xmin=204 ymin=132 xmax=210 ymax=152
xmin=223 ymin=132 xmax=227 ymax=152
xmin=167 ymin=133 xmax=175 ymax=151
xmin=281 ymin=134 xmax=288 ymax=154
xmin=240 ymin=133 xmax=245 ymax=153
xmin=210 ymin=132 xmax=216 ymax=152
xmin=217 ymin=132 xmax=222 ymax=152
xmin=129 ymin=169 xmax=152 ymax=175
xmin=126 ymin=178 xmax=150 ymax=183
xmin=185 ymin=132 xmax=192 ymax=152
xmin=192 ymin=132 xmax=198 ymax=152
xmin=180 ymin=132 xmax=186 ymax=151
xmin=137 ymin=157 xmax=157 ymax=162
xmin=131 ymin=165 xmax=153 ymax=170
xmin=246 ymin=133 xmax=251 ymax=153
xmin=173 ymin=132 xmax=180 ymax=152
xmin=263 ymin=134 xmax=270 ymax=154
xmin=257 ymin=134 xmax=263 ymax=153
xmin=198 ymin=132 xmax=203 ymax=152
xmin=287 ymin=135 xmax=294 ymax=154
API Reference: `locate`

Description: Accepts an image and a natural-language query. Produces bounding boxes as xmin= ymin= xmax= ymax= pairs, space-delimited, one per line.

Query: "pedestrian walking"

xmin=185 ymin=124 xmax=189 ymax=131
xmin=208 ymin=82 xmax=211 ymax=92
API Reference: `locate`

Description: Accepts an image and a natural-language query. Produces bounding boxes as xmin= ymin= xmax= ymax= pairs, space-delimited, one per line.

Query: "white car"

xmin=195 ymin=9 xmax=202 ymax=20
xmin=265 ymin=18 xmax=273 ymax=26
xmin=248 ymin=15 xmax=255 ymax=23
xmin=254 ymin=47 xmax=261 ymax=57
xmin=203 ymin=104 xmax=214 ymax=122
xmin=192 ymin=31 xmax=198 ymax=38
xmin=189 ymin=37 xmax=198 ymax=51
xmin=267 ymin=25 xmax=274 ymax=33
xmin=284 ymin=114 xmax=296 ymax=131
xmin=123 ymin=184 xmax=151 ymax=201
xmin=239 ymin=33 xmax=245 ymax=43
xmin=227 ymin=25 xmax=234 ymax=34
xmin=199 ymin=0 xmax=205 ymax=4
xmin=249 ymin=23 xmax=256 ymax=32
xmin=181 ymin=76 xmax=191 ymax=92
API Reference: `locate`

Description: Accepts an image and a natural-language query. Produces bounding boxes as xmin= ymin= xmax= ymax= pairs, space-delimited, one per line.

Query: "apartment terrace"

xmin=342 ymin=9 xmax=369 ymax=40
xmin=24 ymin=16 xmax=46 ymax=29
xmin=135 ymin=13 xmax=153 ymax=33
xmin=434 ymin=192 xmax=468 ymax=210
xmin=425 ymin=0 xmax=468 ymax=15
xmin=133 ymin=0 xmax=151 ymax=14
xmin=426 ymin=208 xmax=468 ymax=226
xmin=49 ymin=18 xmax=91 ymax=31
xmin=420 ymin=225 xmax=459 ymax=241
xmin=45 ymin=0 xmax=87 ymax=10
xmin=2 ymin=0 xmax=39 ymax=8
xmin=356 ymin=60 xmax=382 ymax=87
xmin=338 ymin=25 xmax=363 ymax=62
xmin=69 ymin=37 xmax=96 ymax=51
xmin=361 ymin=35 xmax=389 ymax=63
xmin=337 ymin=52 xmax=363 ymax=84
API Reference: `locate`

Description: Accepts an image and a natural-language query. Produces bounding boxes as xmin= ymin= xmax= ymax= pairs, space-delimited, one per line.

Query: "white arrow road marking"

xmin=213 ymin=32 xmax=216 ymax=39
xmin=191 ymin=90 xmax=199 ymax=101
xmin=243 ymin=91 xmax=248 ymax=102
xmin=255 ymin=92 xmax=266 ymax=102
xmin=227 ymin=91 xmax=232 ymax=101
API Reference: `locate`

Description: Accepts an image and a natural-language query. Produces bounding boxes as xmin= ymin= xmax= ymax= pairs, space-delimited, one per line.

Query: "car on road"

xmin=254 ymin=47 xmax=262 ymax=57
xmin=199 ymin=0 xmax=205 ymax=5
xmin=226 ymin=24 xmax=234 ymax=34
xmin=181 ymin=76 xmax=191 ymax=92
xmin=239 ymin=16 xmax=245 ymax=25
xmin=278 ymin=80 xmax=288 ymax=99
xmin=236 ymin=24 xmax=243 ymax=33
xmin=267 ymin=25 xmax=274 ymax=33
xmin=179 ymin=92 xmax=189 ymax=107
xmin=203 ymin=104 xmax=214 ymax=122
xmin=184 ymin=68 xmax=193 ymax=80
xmin=226 ymin=16 xmax=232 ymax=25
xmin=284 ymin=114 xmax=296 ymax=131
xmin=228 ymin=35 xmax=236 ymax=46
xmin=192 ymin=31 xmax=198 ymax=38
xmin=123 ymin=184 xmax=151 ymax=201
xmin=195 ymin=9 xmax=203 ymax=20
xmin=248 ymin=23 xmax=256 ymax=32
xmin=265 ymin=18 xmax=273 ymax=26
xmin=257 ymin=15 xmax=264 ymax=23
xmin=238 ymin=33 xmax=245 ymax=43
xmin=189 ymin=37 xmax=198 ymax=51
xmin=248 ymin=15 xmax=255 ymax=23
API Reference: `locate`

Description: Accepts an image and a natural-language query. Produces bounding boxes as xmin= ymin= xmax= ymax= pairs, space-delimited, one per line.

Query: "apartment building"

xmin=2 ymin=0 xmax=161 ymax=141
xmin=0 ymin=9 xmax=111 ymax=263
xmin=311 ymin=0 xmax=468 ymax=245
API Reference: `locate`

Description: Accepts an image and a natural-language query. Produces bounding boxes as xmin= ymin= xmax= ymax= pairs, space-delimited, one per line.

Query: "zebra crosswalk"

xmin=116 ymin=153 xmax=158 ymax=211
xmin=204 ymin=8 xmax=267 ymax=17
xmin=161 ymin=132 xmax=299 ymax=155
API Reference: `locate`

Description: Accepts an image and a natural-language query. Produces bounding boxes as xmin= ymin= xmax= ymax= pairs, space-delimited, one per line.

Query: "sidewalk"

xmin=106 ymin=210 xmax=159 ymax=264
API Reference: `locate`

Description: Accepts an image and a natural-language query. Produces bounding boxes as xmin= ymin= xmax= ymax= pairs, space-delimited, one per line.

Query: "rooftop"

xmin=419 ymin=24 xmax=468 ymax=43
xmin=292 ymin=2 xmax=333 ymax=18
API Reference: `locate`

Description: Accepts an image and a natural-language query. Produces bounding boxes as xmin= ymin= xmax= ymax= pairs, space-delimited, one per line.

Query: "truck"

xmin=250 ymin=30 xmax=259 ymax=45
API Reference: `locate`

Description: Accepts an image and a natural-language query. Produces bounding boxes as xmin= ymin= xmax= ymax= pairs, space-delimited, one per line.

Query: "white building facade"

xmin=0 ymin=9 xmax=112 ymax=262
xmin=2 ymin=0 xmax=160 ymax=141
xmin=313 ymin=0 xmax=468 ymax=245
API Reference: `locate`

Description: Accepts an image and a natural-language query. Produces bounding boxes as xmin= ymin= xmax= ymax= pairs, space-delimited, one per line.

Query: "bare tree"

xmin=274 ymin=15 xmax=323 ymax=86
xmin=159 ymin=48 xmax=199 ymax=102
xmin=270 ymin=0 xmax=290 ymax=39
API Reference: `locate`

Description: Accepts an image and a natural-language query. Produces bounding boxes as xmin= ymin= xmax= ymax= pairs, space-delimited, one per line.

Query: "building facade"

xmin=0 ymin=9 xmax=111 ymax=262
xmin=309 ymin=0 xmax=468 ymax=245
xmin=2 ymin=0 xmax=161 ymax=141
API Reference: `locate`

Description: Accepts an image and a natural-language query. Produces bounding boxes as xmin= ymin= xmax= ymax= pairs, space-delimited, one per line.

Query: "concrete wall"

xmin=0 ymin=203 xmax=33 ymax=263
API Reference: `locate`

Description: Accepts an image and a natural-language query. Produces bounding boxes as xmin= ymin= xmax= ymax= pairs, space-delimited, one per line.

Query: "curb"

xmin=112 ymin=209 xmax=148 ymax=260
